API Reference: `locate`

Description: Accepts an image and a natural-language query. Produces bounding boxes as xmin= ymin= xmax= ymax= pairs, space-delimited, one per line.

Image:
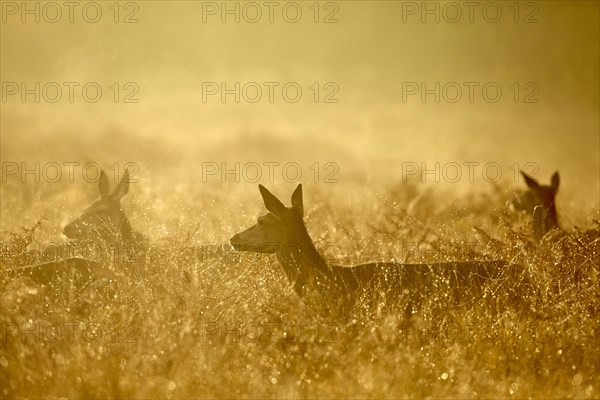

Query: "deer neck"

xmin=546 ymin=202 xmax=559 ymax=229
xmin=115 ymin=208 xmax=144 ymax=247
xmin=275 ymin=222 xmax=331 ymax=296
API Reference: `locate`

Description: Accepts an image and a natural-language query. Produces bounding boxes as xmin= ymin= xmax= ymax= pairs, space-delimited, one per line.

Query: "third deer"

xmin=512 ymin=171 xmax=560 ymax=242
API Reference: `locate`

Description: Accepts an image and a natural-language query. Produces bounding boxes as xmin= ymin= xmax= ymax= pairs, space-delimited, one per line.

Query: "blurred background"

xmin=1 ymin=0 xmax=598 ymax=234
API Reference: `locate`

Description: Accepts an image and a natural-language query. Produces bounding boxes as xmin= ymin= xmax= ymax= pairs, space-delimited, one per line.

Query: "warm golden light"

xmin=1 ymin=1 xmax=598 ymax=398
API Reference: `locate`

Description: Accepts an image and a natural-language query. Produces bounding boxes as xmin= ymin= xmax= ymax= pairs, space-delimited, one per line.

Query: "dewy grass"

xmin=0 ymin=179 xmax=598 ymax=399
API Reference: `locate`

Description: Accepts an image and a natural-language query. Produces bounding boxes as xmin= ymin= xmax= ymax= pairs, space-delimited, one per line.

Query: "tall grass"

xmin=1 ymin=180 xmax=598 ymax=399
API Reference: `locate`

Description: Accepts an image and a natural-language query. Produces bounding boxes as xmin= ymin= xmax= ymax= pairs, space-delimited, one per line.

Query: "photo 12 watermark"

xmin=201 ymin=1 xmax=339 ymax=24
xmin=1 ymin=321 xmax=139 ymax=345
xmin=401 ymin=161 xmax=539 ymax=183
xmin=1 ymin=1 xmax=140 ymax=24
xmin=400 ymin=1 xmax=539 ymax=24
xmin=401 ymin=82 xmax=539 ymax=104
xmin=1 ymin=82 xmax=140 ymax=104
xmin=1 ymin=162 xmax=140 ymax=184
xmin=400 ymin=161 xmax=539 ymax=183
xmin=201 ymin=82 xmax=339 ymax=104
xmin=1 ymin=240 xmax=143 ymax=266
xmin=201 ymin=161 xmax=339 ymax=183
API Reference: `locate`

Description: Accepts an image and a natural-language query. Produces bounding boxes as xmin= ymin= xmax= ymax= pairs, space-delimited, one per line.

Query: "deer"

xmin=63 ymin=168 xmax=144 ymax=249
xmin=231 ymin=184 xmax=526 ymax=318
xmin=4 ymin=169 xmax=143 ymax=292
xmin=512 ymin=171 xmax=560 ymax=242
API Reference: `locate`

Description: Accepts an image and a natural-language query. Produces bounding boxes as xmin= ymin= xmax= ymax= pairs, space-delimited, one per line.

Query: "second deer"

xmin=4 ymin=169 xmax=143 ymax=291
xmin=63 ymin=169 xmax=144 ymax=249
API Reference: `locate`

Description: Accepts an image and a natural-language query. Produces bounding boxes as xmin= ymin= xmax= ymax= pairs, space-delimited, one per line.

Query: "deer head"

xmin=63 ymin=169 xmax=138 ymax=244
xmin=520 ymin=170 xmax=560 ymax=240
xmin=230 ymin=184 xmax=305 ymax=254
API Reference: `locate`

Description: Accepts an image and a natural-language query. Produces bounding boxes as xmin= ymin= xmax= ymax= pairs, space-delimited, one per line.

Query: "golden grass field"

xmin=1 ymin=167 xmax=599 ymax=399
xmin=1 ymin=1 xmax=599 ymax=399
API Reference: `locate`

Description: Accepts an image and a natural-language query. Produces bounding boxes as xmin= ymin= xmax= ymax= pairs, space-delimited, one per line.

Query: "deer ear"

xmin=291 ymin=184 xmax=303 ymax=217
xmin=551 ymin=171 xmax=559 ymax=192
xmin=259 ymin=185 xmax=286 ymax=216
xmin=99 ymin=170 xmax=110 ymax=196
xmin=521 ymin=171 xmax=540 ymax=190
xmin=112 ymin=169 xmax=130 ymax=200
